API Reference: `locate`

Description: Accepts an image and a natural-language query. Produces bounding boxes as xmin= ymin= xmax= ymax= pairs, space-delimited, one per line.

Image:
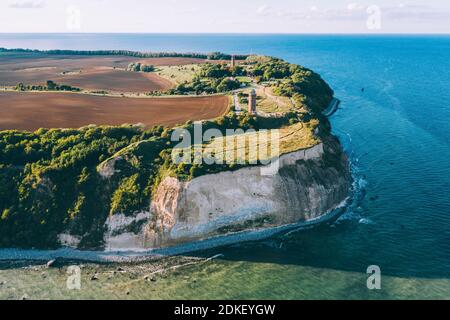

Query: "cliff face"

xmin=103 ymin=135 xmax=351 ymax=250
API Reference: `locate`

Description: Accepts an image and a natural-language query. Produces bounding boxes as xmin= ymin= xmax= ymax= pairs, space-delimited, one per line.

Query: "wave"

xmin=334 ymin=134 xmax=368 ymax=225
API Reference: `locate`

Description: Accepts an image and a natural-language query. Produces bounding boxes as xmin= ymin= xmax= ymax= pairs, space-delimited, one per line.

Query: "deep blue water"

xmin=1 ymin=34 xmax=450 ymax=298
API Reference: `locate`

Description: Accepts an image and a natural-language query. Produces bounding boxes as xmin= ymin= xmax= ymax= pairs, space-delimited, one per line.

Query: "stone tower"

xmin=248 ymin=89 xmax=257 ymax=114
xmin=231 ymin=55 xmax=236 ymax=68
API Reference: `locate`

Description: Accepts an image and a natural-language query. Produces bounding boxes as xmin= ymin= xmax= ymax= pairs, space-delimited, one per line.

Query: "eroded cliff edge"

xmin=104 ymin=134 xmax=351 ymax=250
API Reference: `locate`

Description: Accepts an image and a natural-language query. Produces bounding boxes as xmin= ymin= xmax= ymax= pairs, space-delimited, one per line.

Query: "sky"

xmin=1 ymin=0 xmax=449 ymax=34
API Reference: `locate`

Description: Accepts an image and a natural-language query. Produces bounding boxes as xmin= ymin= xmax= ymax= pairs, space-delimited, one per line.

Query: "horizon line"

xmin=1 ymin=32 xmax=449 ymax=36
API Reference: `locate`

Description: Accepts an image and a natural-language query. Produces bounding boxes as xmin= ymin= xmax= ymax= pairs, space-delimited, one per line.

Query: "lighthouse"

xmin=248 ymin=89 xmax=257 ymax=114
xmin=231 ymin=55 xmax=236 ymax=68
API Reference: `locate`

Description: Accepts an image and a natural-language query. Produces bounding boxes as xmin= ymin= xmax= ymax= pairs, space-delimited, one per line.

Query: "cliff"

xmin=103 ymin=135 xmax=351 ymax=250
xmin=0 ymin=53 xmax=349 ymax=250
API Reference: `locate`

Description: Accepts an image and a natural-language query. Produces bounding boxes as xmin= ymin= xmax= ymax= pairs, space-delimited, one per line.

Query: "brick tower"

xmin=231 ymin=55 xmax=236 ymax=68
xmin=248 ymin=89 xmax=257 ymax=114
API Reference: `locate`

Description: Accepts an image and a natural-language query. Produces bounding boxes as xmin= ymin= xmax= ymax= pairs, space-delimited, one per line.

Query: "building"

xmin=231 ymin=55 xmax=236 ymax=68
xmin=248 ymin=89 xmax=257 ymax=114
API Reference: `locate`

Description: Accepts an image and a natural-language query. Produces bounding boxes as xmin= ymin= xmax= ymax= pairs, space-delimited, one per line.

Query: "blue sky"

xmin=1 ymin=0 xmax=449 ymax=33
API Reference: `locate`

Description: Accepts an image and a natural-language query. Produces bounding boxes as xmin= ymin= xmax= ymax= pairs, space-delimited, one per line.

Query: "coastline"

xmin=0 ymin=197 xmax=349 ymax=264
xmin=0 ymin=51 xmax=350 ymax=259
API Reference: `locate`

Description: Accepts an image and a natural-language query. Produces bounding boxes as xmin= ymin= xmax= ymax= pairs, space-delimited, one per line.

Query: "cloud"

xmin=253 ymin=3 xmax=366 ymax=21
xmin=259 ymin=7 xmax=366 ymax=21
xmin=181 ymin=7 xmax=199 ymax=14
xmin=252 ymin=3 xmax=450 ymax=23
xmin=8 ymin=0 xmax=45 ymax=9
xmin=383 ymin=4 xmax=450 ymax=20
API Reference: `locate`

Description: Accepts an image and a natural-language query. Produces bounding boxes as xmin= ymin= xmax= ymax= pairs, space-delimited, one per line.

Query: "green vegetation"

xmin=0 ymin=125 xmax=170 ymax=248
xmin=158 ymin=111 xmax=313 ymax=182
xmin=168 ymin=63 xmax=243 ymax=95
xmin=163 ymin=56 xmax=332 ymax=114
xmin=252 ymin=87 xmax=294 ymax=114
xmin=203 ymin=120 xmax=319 ymax=165
xmin=198 ymin=63 xmax=232 ymax=78
xmin=235 ymin=76 xmax=252 ymax=84
xmin=217 ymin=78 xmax=241 ymax=92
xmin=15 ymin=80 xmax=81 ymax=92
xmin=247 ymin=57 xmax=334 ymax=113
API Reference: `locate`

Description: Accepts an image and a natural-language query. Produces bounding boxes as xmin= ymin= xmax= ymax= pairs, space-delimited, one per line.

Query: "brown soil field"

xmin=0 ymin=91 xmax=229 ymax=131
xmin=0 ymin=53 xmax=206 ymax=70
xmin=0 ymin=53 xmax=206 ymax=92
xmin=0 ymin=68 xmax=174 ymax=92
xmin=55 ymin=68 xmax=173 ymax=92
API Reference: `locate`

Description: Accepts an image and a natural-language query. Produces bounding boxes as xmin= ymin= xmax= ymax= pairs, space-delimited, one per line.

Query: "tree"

xmin=216 ymin=78 xmax=240 ymax=92
xmin=46 ymin=80 xmax=56 ymax=90
xmin=232 ymin=66 xmax=246 ymax=77
xmin=141 ymin=65 xmax=155 ymax=72
xmin=15 ymin=83 xmax=26 ymax=91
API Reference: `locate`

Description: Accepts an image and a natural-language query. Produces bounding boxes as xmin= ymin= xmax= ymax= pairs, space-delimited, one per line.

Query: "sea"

xmin=0 ymin=33 xmax=449 ymax=299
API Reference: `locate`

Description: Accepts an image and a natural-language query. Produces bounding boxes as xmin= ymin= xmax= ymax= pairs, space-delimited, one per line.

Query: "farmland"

xmin=0 ymin=92 xmax=229 ymax=131
xmin=0 ymin=52 xmax=205 ymax=93
xmin=0 ymin=52 xmax=235 ymax=130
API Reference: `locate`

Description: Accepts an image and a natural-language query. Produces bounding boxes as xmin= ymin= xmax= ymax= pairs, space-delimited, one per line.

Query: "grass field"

xmin=235 ymin=76 xmax=252 ymax=84
xmin=256 ymin=87 xmax=294 ymax=114
xmin=200 ymin=121 xmax=320 ymax=164
xmin=156 ymin=64 xmax=202 ymax=85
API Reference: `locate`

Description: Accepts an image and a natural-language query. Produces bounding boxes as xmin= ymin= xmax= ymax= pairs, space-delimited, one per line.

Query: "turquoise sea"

xmin=1 ymin=34 xmax=450 ymax=299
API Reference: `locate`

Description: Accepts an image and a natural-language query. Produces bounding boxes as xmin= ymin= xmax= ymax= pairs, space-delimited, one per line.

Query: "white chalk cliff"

xmin=103 ymin=136 xmax=351 ymax=250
